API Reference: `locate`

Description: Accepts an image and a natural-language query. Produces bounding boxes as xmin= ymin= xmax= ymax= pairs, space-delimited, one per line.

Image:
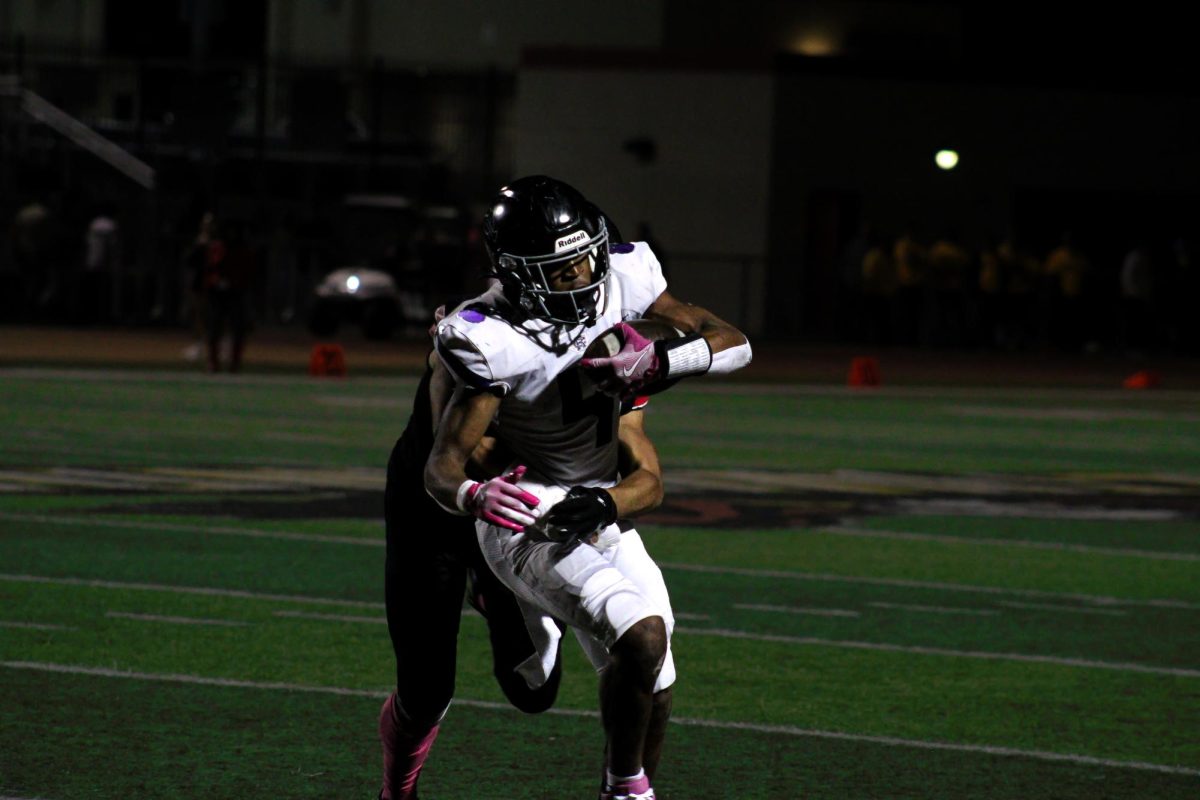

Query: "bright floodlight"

xmin=936 ymin=149 xmax=959 ymax=170
xmin=347 ymin=275 xmax=361 ymax=293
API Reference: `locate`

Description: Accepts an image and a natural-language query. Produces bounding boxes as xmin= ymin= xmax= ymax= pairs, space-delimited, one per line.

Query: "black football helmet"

xmin=483 ymin=175 xmax=610 ymax=326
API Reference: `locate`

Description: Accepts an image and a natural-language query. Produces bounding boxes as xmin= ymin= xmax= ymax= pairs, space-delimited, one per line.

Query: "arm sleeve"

xmin=710 ymin=340 xmax=752 ymax=374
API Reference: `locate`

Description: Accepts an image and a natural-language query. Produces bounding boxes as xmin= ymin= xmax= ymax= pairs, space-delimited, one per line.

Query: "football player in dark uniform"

xmin=378 ymin=333 xmax=565 ymax=800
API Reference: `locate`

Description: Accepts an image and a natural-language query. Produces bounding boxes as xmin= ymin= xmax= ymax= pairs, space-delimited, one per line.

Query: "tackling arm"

xmin=610 ymin=408 xmax=664 ymax=518
xmin=538 ymin=407 xmax=663 ymax=541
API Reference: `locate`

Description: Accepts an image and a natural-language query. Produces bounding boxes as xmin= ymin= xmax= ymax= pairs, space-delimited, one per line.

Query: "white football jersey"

xmin=435 ymin=242 xmax=667 ymax=487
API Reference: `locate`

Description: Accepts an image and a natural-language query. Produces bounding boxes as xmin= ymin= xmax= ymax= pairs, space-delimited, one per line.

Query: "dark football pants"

xmin=383 ymin=454 xmax=563 ymax=726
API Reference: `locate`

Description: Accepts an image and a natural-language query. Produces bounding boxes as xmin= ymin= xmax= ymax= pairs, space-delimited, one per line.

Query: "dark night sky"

xmin=958 ymin=4 xmax=1196 ymax=92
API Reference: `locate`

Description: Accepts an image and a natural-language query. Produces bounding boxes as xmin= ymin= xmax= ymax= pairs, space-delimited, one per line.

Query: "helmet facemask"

xmin=496 ymin=220 xmax=610 ymax=326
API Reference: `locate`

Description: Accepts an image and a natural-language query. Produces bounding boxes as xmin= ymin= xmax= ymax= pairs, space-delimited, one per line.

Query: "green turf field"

xmin=1 ymin=368 xmax=1198 ymax=799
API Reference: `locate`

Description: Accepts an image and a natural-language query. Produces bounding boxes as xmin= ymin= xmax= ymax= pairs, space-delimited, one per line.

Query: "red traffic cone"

xmin=848 ymin=356 xmax=881 ymax=388
xmin=309 ymin=343 xmax=347 ymax=377
xmin=1122 ymin=370 xmax=1160 ymax=390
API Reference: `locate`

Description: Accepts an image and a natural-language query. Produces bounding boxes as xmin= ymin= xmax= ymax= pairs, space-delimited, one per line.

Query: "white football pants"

xmin=477 ymin=522 xmax=676 ymax=693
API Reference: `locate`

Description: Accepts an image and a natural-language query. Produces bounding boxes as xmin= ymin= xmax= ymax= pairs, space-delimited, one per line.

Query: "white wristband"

xmin=661 ymin=335 xmax=713 ymax=379
xmin=710 ymin=340 xmax=752 ymax=375
xmin=455 ymin=480 xmax=480 ymax=513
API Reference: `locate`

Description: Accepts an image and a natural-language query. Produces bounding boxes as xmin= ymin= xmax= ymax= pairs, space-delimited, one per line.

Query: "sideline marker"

xmin=1122 ymin=370 xmax=1160 ymax=390
xmin=848 ymin=356 xmax=881 ymax=388
xmin=309 ymin=344 xmax=347 ymax=377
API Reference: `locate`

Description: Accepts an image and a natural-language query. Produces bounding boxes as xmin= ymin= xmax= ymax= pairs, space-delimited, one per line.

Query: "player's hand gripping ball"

xmin=516 ymin=472 xmax=619 ymax=549
xmin=539 ymin=486 xmax=618 ymax=542
xmin=580 ymin=318 xmax=683 ymax=398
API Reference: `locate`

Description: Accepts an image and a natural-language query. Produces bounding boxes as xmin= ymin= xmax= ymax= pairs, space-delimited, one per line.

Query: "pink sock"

xmin=379 ymin=693 xmax=440 ymax=800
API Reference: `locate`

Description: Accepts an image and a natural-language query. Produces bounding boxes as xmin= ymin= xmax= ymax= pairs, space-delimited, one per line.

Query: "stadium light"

xmin=935 ymin=149 xmax=959 ymax=170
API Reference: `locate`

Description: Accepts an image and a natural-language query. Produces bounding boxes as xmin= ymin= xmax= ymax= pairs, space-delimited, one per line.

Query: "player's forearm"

xmin=697 ymin=317 xmax=752 ymax=375
xmin=696 ymin=315 xmax=748 ymax=354
xmin=646 ymin=294 xmax=752 ymax=376
xmin=608 ymin=467 xmax=664 ymax=519
xmin=424 ymin=451 xmax=472 ymax=515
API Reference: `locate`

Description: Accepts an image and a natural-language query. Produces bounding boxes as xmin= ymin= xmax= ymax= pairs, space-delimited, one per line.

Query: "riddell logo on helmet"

xmin=554 ymin=230 xmax=589 ymax=252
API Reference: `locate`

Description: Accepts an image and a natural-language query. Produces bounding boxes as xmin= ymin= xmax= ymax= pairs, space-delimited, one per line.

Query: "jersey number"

xmin=557 ymin=368 xmax=614 ymax=448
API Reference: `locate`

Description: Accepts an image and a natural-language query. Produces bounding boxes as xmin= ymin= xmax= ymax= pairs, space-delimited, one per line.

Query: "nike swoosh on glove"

xmin=580 ymin=322 xmax=659 ymax=395
xmin=462 ymin=465 xmax=542 ymax=532
xmin=540 ymin=486 xmax=618 ymax=542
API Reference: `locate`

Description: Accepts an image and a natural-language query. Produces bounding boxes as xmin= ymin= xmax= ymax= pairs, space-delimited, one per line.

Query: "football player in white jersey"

xmin=425 ymin=176 xmax=752 ymax=800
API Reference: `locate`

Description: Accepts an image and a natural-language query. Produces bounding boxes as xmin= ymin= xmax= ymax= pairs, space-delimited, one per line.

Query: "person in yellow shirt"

xmin=1042 ymin=232 xmax=1090 ymax=350
xmin=892 ymin=225 xmax=928 ymax=345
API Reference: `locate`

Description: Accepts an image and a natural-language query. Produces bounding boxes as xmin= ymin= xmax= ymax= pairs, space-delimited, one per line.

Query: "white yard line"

xmin=897 ymin=498 xmax=1179 ymax=522
xmin=734 ymin=603 xmax=861 ymax=618
xmin=868 ymin=602 xmax=999 ymax=617
xmin=677 ymin=627 xmax=1200 ymax=678
xmin=3 ymin=660 xmax=1198 ymax=778
xmin=0 ymin=512 xmax=382 ymax=548
xmin=8 ymin=510 xmax=1194 ymax=612
xmin=0 ymin=573 xmax=383 ymax=610
xmin=273 ymin=610 xmax=385 ymax=625
xmin=823 ymin=526 xmax=1200 ymax=562
xmin=659 ymin=562 xmax=1200 ymax=611
xmin=105 ymin=611 xmax=249 ymax=627
xmin=3 ymin=572 xmax=1191 ymax=677
xmin=0 ymin=620 xmax=75 ymax=631
xmin=998 ymin=601 xmax=1129 ymax=617
xmin=666 ymin=715 xmax=1200 ymax=777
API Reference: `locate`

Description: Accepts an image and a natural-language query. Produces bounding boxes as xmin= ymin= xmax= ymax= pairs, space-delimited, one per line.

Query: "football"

xmin=584 ymin=318 xmax=681 ymax=360
xmin=582 ymin=318 xmax=683 ymax=396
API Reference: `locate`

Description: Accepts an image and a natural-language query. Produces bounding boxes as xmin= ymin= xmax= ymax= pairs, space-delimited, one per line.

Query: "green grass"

xmin=2 ymin=369 xmax=1199 ymax=799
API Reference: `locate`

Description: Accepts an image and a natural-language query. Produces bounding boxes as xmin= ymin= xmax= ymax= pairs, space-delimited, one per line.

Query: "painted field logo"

xmin=554 ymin=230 xmax=589 ymax=252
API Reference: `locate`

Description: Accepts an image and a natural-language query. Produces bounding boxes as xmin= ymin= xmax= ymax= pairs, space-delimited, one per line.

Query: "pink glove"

xmin=580 ymin=322 xmax=660 ymax=394
xmin=461 ymin=465 xmax=541 ymax=532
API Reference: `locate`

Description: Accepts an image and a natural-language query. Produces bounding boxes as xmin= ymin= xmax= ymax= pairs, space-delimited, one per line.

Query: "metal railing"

xmin=1 ymin=75 xmax=155 ymax=189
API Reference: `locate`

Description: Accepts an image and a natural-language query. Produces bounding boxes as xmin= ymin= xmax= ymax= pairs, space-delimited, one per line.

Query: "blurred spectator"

xmin=928 ymin=230 xmax=972 ymax=346
xmin=202 ymin=217 xmax=257 ymax=372
xmin=1119 ymin=243 xmax=1155 ymax=352
xmin=838 ymin=221 xmax=871 ymax=342
xmin=76 ymin=206 xmax=120 ymax=325
xmin=893 ymin=224 xmax=928 ymax=345
xmin=977 ymin=237 xmax=1003 ymax=347
xmin=1043 ymin=232 xmax=1090 ymax=351
xmin=996 ymin=235 xmax=1041 ymax=350
xmin=861 ymin=233 xmax=897 ymax=345
xmin=10 ymin=199 xmax=55 ymax=316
